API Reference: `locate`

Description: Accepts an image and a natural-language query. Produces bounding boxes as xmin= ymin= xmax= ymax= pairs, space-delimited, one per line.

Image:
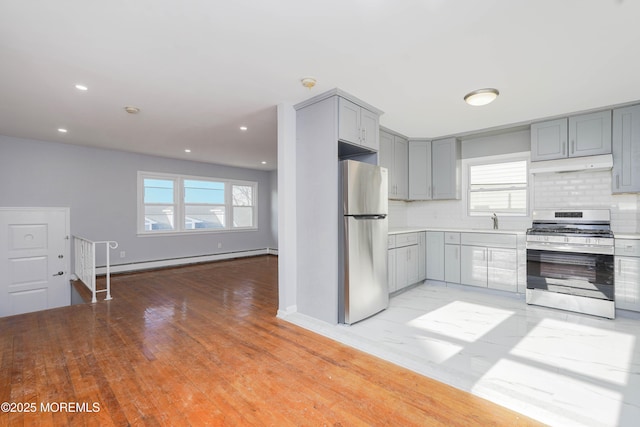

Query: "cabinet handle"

xmin=489 ymin=250 xmax=492 ymax=262
xmin=483 ymin=249 xmax=486 ymax=261
xmin=455 ymin=247 xmax=459 ymax=260
xmin=428 ymin=186 xmax=432 ymax=198
xmin=562 ymin=142 xmax=566 ymax=156
xmin=571 ymin=140 xmax=575 ymax=155
xmin=616 ymin=174 xmax=620 ymax=189
xmin=361 ymin=129 xmax=366 ymax=143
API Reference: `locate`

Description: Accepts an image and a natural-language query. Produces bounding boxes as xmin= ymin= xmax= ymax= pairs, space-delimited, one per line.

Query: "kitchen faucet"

xmin=491 ymin=213 xmax=498 ymax=230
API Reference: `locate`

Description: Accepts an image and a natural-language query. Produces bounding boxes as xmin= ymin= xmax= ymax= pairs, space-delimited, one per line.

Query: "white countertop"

xmin=388 ymin=226 xmax=526 ymax=235
xmin=615 ymin=233 xmax=640 ymax=240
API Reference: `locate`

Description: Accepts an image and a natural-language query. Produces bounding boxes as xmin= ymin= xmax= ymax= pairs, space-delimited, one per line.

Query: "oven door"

xmin=526 ymin=249 xmax=614 ymax=300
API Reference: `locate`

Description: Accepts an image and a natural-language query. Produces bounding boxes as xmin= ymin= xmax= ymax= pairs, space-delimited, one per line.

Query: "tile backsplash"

xmin=396 ymin=169 xmax=639 ymax=233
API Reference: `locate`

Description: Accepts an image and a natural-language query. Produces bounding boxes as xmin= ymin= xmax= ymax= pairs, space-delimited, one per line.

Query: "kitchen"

xmin=278 ymin=89 xmax=640 ymax=426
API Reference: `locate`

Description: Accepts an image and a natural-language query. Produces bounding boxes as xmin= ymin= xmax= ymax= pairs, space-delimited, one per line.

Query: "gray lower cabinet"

xmin=460 ymin=233 xmax=518 ymax=291
xmin=444 ymin=232 xmax=460 ymax=283
xmin=418 ymin=232 xmax=426 ymax=281
xmin=615 ymin=239 xmax=640 ymax=312
xmin=612 ymin=104 xmax=640 ymax=194
xmin=461 ymin=245 xmax=488 ymax=287
xmin=487 ymin=248 xmax=518 ymax=292
xmin=388 ymin=233 xmax=419 ymax=293
xmin=531 ymin=111 xmax=612 ymax=161
xmin=426 ymin=231 xmax=445 ymax=280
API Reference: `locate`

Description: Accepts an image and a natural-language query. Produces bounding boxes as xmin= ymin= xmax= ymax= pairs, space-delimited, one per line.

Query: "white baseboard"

xmin=96 ymin=248 xmax=274 ymax=275
xmin=276 ymin=304 xmax=297 ymax=318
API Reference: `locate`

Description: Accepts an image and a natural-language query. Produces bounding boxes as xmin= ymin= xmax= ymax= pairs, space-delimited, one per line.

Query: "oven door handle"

xmin=526 ymin=241 xmax=614 ymax=255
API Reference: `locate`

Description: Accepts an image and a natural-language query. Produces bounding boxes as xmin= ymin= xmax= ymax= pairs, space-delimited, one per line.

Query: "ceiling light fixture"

xmin=58 ymin=128 xmax=68 ymax=133
xmin=301 ymin=77 xmax=317 ymax=89
xmin=75 ymin=84 xmax=88 ymax=91
xmin=464 ymin=88 xmax=499 ymax=106
xmin=240 ymin=126 xmax=248 ymax=131
xmin=124 ymin=106 xmax=140 ymax=114
xmin=261 ymin=161 xmax=267 ymax=165
xmin=184 ymin=149 xmax=191 ymax=153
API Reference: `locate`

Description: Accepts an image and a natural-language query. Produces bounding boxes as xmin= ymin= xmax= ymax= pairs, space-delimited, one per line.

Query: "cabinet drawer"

xmin=395 ymin=232 xmax=418 ymax=247
xmin=615 ymin=239 xmax=640 ymax=257
xmin=388 ymin=235 xmax=396 ymax=249
xmin=445 ymin=232 xmax=460 ymax=244
xmin=461 ymin=233 xmax=516 ymax=248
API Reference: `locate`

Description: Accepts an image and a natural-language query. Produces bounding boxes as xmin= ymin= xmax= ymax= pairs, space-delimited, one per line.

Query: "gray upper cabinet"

xmin=431 ymin=138 xmax=461 ymax=200
xmin=338 ymin=97 xmax=379 ymax=151
xmin=409 ymin=138 xmax=460 ymax=201
xmin=568 ymin=111 xmax=612 ymax=157
xmin=531 ymin=111 xmax=611 ymax=161
xmin=612 ymin=104 xmax=640 ymax=193
xmin=408 ymin=140 xmax=432 ymax=200
xmin=379 ymin=129 xmax=408 ymax=200
xmin=530 ymin=118 xmax=568 ymax=161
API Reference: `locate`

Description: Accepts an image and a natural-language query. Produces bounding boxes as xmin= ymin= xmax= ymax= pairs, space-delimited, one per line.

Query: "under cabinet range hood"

xmin=530 ymin=154 xmax=613 ymax=174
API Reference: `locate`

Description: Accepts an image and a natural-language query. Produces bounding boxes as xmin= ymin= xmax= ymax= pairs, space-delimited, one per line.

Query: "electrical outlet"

xmin=120 ymin=251 xmax=126 ymax=258
xmin=217 ymin=243 xmax=222 ymax=249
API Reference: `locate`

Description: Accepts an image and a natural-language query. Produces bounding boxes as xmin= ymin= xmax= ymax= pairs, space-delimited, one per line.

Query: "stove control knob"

xmin=585 ymin=238 xmax=591 ymax=244
xmin=593 ymin=238 xmax=599 ymax=245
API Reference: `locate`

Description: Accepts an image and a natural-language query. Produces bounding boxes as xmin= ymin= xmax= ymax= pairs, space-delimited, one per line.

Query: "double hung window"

xmin=468 ymin=159 xmax=528 ymax=216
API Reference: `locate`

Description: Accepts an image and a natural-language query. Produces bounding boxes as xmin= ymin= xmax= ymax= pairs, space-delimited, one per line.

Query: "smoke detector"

xmin=301 ymin=77 xmax=317 ymax=89
xmin=124 ymin=106 xmax=140 ymax=114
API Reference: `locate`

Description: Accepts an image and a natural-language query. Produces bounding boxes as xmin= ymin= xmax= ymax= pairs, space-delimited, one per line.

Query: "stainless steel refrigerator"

xmin=339 ymin=160 xmax=389 ymax=324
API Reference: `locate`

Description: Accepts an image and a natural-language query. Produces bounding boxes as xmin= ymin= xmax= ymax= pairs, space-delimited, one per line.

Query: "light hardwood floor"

xmin=0 ymin=255 xmax=542 ymax=426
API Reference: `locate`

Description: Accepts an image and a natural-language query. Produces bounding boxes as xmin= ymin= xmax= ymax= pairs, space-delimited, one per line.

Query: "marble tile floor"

xmin=283 ymin=282 xmax=640 ymax=427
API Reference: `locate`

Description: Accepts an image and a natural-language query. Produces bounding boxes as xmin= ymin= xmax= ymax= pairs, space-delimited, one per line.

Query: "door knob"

xmin=53 ymin=271 xmax=64 ymax=276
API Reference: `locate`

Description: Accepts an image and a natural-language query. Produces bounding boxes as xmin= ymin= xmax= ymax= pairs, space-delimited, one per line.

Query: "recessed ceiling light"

xmin=58 ymin=128 xmax=68 ymax=133
xmin=464 ymin=88 xmax=499 ymax=106
xmin=75 ymin=84 xmax=88 ymax=91
xmin=240 ymin=126 xmax=248 ymax=131
xmin=261 ymin=161 xmax=267 ymax=165
xmin=184 ymin=149 xmax=191 ymax=153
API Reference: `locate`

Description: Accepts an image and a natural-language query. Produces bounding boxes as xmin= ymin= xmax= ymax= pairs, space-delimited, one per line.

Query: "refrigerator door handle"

xmin=350 ymin=214 xmax=387 ymax=220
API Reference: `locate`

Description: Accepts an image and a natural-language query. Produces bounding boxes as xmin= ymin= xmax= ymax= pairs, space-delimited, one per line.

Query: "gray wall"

xmin=269 ymin=170 xmax=278 ymax=249
xmin=0 ymin=135 xmax=275 ymax=266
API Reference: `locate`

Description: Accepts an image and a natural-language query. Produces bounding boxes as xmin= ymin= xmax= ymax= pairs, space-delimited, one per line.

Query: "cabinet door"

xmin=408 ymin=140 xmax=432 ymax=200
xmin=406 ymin=245 xmax=419 ymax=286
xmin=379 ymin=130 xmax=395 ymax=197
xmin=487 ymin=248 xmax=517 ymax=292
xmin=444 ymin=244 xmax=460 ymax=283
xmin=388 ymin=248 xmax=397 ymax=293
xmin=426 ymin=231 xmax=445 ymax=281
xmin=612 ymin=105 xmax=640 ymax=194
xmin=393 ymin=136 xmax=409 ymax=200
xmin=360 ymin=108 xmax=380 ymax=151
xmin=531 ymin=118 xmax=568 ymax=161
xmin=418 ymin=232 xmax=426 ymax=281
xmin=569 ymin=110 xmax=612 ymax=157
xmin=338 ymin=98 xmax=361 ymax=145
xmin=395 ymin=246 xmax=408 ymax=290
xmin=431 ymin=138 xmax=460 ymax=200
xmin=615 ymin=256 xmax=640 ymax=312
xmin=460 ymin=245 xmax=487 ymax=287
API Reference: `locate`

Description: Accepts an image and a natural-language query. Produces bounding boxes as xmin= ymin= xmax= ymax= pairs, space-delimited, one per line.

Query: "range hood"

xmin=530 ymin=154 xmax=613 ymax=174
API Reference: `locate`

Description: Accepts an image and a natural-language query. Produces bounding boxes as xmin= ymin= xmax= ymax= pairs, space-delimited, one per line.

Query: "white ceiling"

xmin=1 ymin=1 xmax=639 ymax=171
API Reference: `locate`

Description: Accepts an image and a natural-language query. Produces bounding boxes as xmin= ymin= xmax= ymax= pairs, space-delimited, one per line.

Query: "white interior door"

xmin=0 ymin=208 xmax=70 ymax=317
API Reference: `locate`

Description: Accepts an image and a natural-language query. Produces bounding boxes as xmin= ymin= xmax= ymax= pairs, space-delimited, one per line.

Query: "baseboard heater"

xmin=94 ymin=248 xmax=278 ymax=275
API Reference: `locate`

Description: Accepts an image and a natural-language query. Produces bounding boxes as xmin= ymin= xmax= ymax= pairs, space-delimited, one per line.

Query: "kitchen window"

xmin=467 ymin=159 xmax=528 ymax=216
xmin=138 ymin=172 xmax=257 ymax=234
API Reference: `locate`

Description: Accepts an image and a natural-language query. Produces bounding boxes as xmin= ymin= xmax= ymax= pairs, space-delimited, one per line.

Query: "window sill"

xmin=137 ymin=227 xmax=258 ymax=237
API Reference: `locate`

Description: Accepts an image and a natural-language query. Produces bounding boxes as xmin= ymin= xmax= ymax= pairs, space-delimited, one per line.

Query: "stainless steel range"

xmin=526 ymin=209 xmax=615 ymax=319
